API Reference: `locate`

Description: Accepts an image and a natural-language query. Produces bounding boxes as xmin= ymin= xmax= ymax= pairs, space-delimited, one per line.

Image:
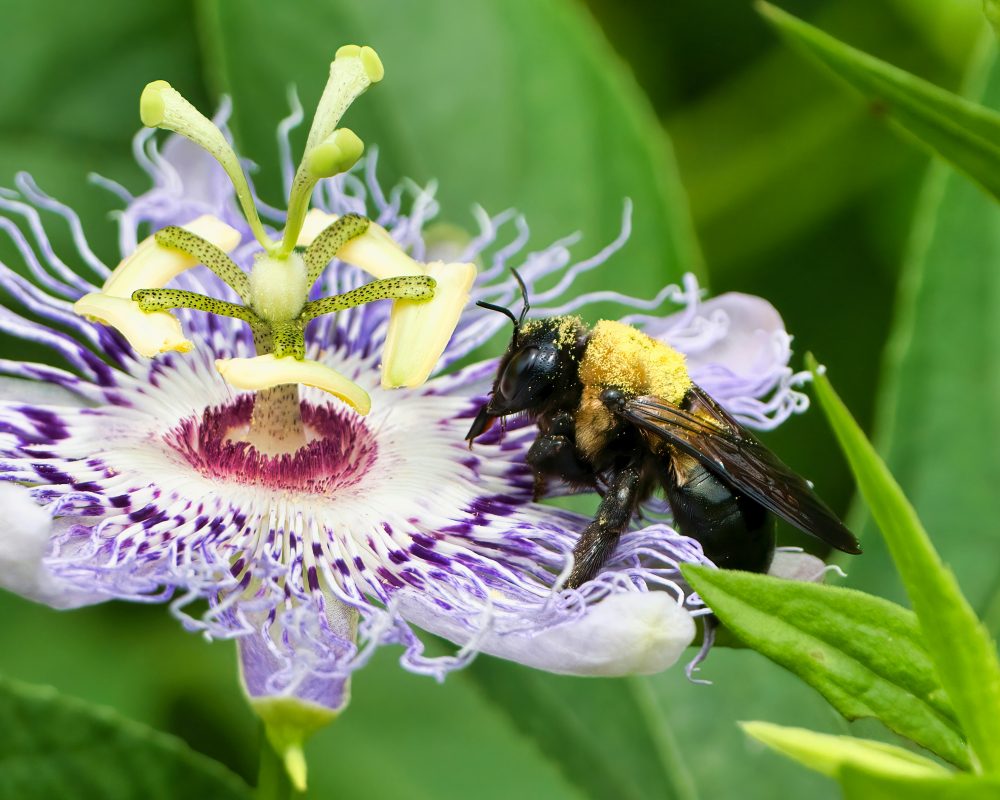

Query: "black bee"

xmin=467 ymin=272 xmax=861 ymax=589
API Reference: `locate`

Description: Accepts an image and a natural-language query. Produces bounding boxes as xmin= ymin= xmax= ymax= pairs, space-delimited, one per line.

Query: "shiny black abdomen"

xmin=664 ymin=457 xmax=776 ymax=573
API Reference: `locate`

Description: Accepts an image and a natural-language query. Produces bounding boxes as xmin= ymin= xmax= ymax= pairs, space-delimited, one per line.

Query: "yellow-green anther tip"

xmin=333 ymin=43 xmax=384 ymax=83
xmin=360 ymin=46 xmax=384 ymax=82
xmin=306 ymin=129 xmax=365 ymax=178
xmin=139 ymin=80 xmax=171 ymax=127
xmin=335 ymin=44 xmax=361 ymax=59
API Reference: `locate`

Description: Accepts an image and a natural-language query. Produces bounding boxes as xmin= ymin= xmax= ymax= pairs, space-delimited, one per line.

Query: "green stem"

xmin=256 ymin=731 xmax=293 ymax=800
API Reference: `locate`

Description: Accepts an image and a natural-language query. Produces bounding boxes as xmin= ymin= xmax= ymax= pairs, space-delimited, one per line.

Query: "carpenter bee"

xmin=467 ymin=272 xmax=861 ymax=589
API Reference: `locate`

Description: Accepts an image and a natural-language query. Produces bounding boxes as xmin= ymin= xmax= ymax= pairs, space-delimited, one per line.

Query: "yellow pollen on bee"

xmin=579 ymin=320 xmax=691 ymax=403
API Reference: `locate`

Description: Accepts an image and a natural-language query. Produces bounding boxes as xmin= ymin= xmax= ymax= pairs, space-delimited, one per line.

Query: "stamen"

xmin=304 ymin=214 xmax=370 ymax=286
xmin=304 ymin=46 xmax=383 ymax=156
xmin=132 ymin=288 xmax=261 ymax=325
xmin=300 ymin=276 xmax=435 ymax=322
xmin=216 ymin=354 xmax=371 ymax=415
xmin=280 ymin=128 xmax=365 ymax=257
xmin=140 ymin=81 xmax=276 ymax=252
xmin=154 ymin=226 xmax=251 ymax=303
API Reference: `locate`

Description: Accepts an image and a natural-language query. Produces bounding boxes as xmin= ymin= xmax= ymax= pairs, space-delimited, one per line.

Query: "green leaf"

xmin=757 ymin=1 xmax=1000 ymax=203
xmin=741 ymin=721 xmax=948 ymax=780
xmin=195 ymin=0 xmax=704 ymax=305
xmin=841 ymin=38 xmax=1000 ymax=635
xmin=840 ymin=764 xmax=1000 ymax=800
xmin=462 ymin=662 xmax=695 ymax=800
xmin=809 ymin=357 xmax=1000 ymax=773
xmin=0 ymin=675 xmax=250 ymax=800
xmin=682 ymin=565 xmax=969 ymax=768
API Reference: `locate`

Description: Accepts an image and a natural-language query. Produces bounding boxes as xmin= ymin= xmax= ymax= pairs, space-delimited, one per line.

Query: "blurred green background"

xmin=0 ymin=0 xmax=993 ymax=798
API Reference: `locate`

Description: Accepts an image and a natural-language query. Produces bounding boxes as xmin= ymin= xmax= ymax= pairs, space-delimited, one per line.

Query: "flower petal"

xmin=682 ymin=292 xmax=787 ymax=379
xmin=0 ymin=484 xmax=102 ymax=609
xmin=73 ymin=294 xmax=193 ymax=357
xmin=215 ymin=354 xmax=371 ymax=414
xmin=768 ymin=550 xmax=829 ymax=583
xmin=381 ymin=260 xmax=477 ymax=388
xmin=73 ymin=215 xmax=241 ymax=357
xmin=398 ymin=590 xmax=696 ymax=677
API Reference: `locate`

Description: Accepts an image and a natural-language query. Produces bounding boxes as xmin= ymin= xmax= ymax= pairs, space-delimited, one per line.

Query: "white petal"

xmin=0 ymin=377 xmax=89 ymax=407
xmin=216 ymin=354 xmax=371 ymax=414
xmin=768 ymin=550 xmax=829 ymax=583
xmin=0 ymin=484 xmax=101 ymax=609
xmin=381 ymin=260 xmax=476 ymax=388
xmin=683 ymin=293 xmax=786 ymax=377
xmin=73 ymin=294 xmax=193 ymax=358
xmin=399 ymin=590 xmax=696 ymax=676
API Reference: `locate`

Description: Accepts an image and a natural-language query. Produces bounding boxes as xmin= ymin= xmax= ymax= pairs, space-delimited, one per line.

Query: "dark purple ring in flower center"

xmin=166 ymin=396 xmax=377 ymax=493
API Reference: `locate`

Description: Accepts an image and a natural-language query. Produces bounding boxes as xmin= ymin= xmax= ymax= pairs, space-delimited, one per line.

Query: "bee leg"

xmin=526 ymin=434 xmax=594 ymax=501
xmin=565 ymin=463 xmax=642 ymax=589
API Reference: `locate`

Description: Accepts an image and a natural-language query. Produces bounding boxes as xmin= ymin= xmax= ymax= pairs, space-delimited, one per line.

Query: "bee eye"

xmin=499 ymin=347 xmax=539 ymax=399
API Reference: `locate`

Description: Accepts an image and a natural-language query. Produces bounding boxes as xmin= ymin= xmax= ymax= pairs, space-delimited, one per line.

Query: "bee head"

xmin=468 ymin=272 xmax=588 ymax=442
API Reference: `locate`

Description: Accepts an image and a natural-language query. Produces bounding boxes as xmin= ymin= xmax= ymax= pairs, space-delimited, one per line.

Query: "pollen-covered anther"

xmin=73 ymin=215 xmax=240 ymax=357
xmin=304 ymin=211 xmax=477 ymax=388
xmin=215 ymin=354 xmax=371 ymax=415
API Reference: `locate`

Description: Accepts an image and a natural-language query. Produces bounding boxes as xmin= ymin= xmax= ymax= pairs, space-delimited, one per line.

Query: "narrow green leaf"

xmin=463 ymin=661 xmax=696 ymax=800
xmin=0 ymin=675 xmax=250 ymax=800
xmin=757 ymin=1 xmax=1000 ymax=202
xmin=682 ymin=565 xmax=969 ymax=768
xmin=809 ymin=357 xmax=1000 ymax=773
xmin=840 ymin=764 xmax=1000 ymax=800
xmin=742 ymin=721 xmax=948 ymax=779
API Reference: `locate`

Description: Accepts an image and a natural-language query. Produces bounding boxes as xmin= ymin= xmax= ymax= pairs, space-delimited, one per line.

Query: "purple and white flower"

xmin=0 ymin=52 xmax=815 ymax=722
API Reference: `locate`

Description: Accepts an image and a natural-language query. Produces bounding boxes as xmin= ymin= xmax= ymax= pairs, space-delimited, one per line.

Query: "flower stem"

xmin=256 ymin=730 xmax=293 ymax=800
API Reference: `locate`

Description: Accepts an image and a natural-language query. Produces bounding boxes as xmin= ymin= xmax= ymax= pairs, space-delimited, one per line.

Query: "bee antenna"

xmin=476 ymin=300 xmax=519 ymax=328
xmin=511 ymin=268 xmax=531 ymax=328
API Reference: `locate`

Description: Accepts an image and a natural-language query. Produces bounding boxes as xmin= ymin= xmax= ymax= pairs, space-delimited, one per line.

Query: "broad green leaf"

xmin=809 ymin=358 xmax=1000 ymax=773
xmin=0 ymin=0 xmax=211 ymax=265
xmin=196 ymin=0 xmax=704 ymax=306
xmin=840 ymin=764 xmax=1000 ymax=800
xmin=742 ymin=721 xmax=948 ymax=780
xmin=463 ymin=662 xmax=696 ymax=800
xmin=682 ymin=565 xmax=969 ymax=768
xmin=0 ymin=675 xmax=250 ymax=800
xmin=758 ymin=2 xmax=1000 ymax=202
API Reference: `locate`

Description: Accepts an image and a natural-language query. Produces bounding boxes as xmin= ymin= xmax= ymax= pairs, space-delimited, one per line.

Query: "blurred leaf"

xmin=0 ymin=675 xmax=250 ymax=800
xmin=683 ymin=565 xmax=969 ymax=768
xmin=741 ymin=721 xmax=948 ymax=779
xmin=809 ymin=356 xmax=1000 ymax=773
xmin=0 ymin=0 xmax=210 ymax=264
xmin=840 ymin=764 xmax=1000 ymax=799
xmin=759 ymin=2 xmax=1000 ymax=202
xmin=463 ymin=662 xmax=695 ymax=800
xmin=196 ymin=0 xmax=703 ymax=305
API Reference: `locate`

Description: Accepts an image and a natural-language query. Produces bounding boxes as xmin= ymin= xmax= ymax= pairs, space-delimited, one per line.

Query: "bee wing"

xmin=618 ymin=387 xmax=862 ymax=555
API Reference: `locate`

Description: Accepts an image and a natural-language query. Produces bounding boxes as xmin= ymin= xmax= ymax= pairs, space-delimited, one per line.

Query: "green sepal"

xmin=252 ymin=696 xmax=338 ymax=792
